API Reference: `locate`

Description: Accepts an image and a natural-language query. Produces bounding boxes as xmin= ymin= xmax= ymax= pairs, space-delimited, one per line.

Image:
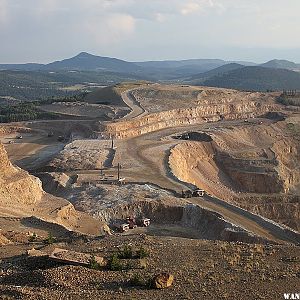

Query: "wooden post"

xmin=117 ymin=163 xmax=120 ymax=181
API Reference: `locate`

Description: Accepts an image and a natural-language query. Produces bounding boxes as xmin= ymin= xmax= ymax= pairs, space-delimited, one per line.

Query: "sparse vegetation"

xmin=88 ymin=255 xmax=101 ymax=270
xmin=277 ymin=95 xmax=300 ymax=106
xmin=40 ymin=92 xmax=89 ymax=105
xmin=0 ymin=102 xmax=58 ymax=123
xmin=0 ymin=70 xmax=141 ymax=102
xmin=44 ymin=232 xmax=55 ymax=245
xmin=107 ymin=253 xmax=123 ymax=271
xmin=117 ymin=245 xmax=149 ymax=259
xmin=118 ymin=244 xmax=134 ymax=259
xmin=136 ymin=246 xmax=150 ymax=259
xmin=286 ymin=122 xmax=300 ymax=136
xmin=129 ymin=273 xmax=153 ymax=289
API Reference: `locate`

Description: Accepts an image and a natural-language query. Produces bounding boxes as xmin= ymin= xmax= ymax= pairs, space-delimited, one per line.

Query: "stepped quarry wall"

xmin=105 ymin=101 xmax=277 ymax=139
xmin=168 ymin=121 xmax=300 ymax=231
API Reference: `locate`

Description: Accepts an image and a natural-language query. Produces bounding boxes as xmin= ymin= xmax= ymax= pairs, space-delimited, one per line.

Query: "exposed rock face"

xmin=0 ymin=232 xmax=11 ymax=246
xmin=169 ymin=141 xmax=237 ymax=199
xmin=0 ymin=143 xmax=43 ymax=209
xmin=104 ymin=88 xmax=279 ymax=139
xmin=217 ymin=152 xmax=285 ymax=193
xmin=37 ymin=172 xmax=73 ymax=196
xmin=168 ymin=120 xmax=300 ymax=231
xmin=64 ymin=183 xmax=268 ymax=243
xmin=0 ymin=143 xmax=108 ymax=236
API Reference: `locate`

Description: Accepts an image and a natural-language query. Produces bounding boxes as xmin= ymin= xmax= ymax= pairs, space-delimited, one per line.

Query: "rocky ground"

xmin=1 ymin=83 xmax=300 ymax=299
xmin=48 ymin=140 xmax=113 ymax=171
xmin=0 ymin=234 xmax=299 ymax=300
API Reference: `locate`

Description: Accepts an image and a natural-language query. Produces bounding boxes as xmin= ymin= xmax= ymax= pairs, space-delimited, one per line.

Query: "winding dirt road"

xmin=113 ymin=88 xmax=300 ymax=244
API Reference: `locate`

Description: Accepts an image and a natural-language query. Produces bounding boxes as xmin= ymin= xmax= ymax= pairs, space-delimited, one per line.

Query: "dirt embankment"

xmin=104 ymin=88 xmax=279 ymax=139
xmin=0 ymin=143 xmax=43 ymax=209
xmin=0 ymin=142 xmax=108 ymax=236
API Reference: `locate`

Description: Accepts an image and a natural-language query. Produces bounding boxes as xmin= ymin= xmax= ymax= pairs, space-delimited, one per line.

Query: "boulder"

xmin=153 ymin=273 xmax=174 ymax=289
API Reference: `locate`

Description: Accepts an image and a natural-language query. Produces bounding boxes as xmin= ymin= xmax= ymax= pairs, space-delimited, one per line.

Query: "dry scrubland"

xmin=1 ymin=235 xmax=300 ymax=300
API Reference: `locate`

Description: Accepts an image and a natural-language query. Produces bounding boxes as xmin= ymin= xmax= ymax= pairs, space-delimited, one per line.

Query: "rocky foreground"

xmin=0 ymin=234 xmax=299 ymax=300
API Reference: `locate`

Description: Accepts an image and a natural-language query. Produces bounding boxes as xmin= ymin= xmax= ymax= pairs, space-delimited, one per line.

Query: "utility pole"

xmin=117 ymin=163 xmax=121 ymax=181
xmin=111 ymin=136 xmax=114 ymax=149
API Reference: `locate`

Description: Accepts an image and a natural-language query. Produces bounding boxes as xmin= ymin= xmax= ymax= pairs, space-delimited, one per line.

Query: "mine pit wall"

xmin=271 ymin=139 xmax=300 ymax=190
xmin=216 ymin=152 xmax=286 ymax=193
xmin=238 ymin=195 xmax=300 ymax=232
xmin=0 ymin=143 xmax=107 ymax=236
xmin=0 ymin=143 xmax=44 ymax=208
xmin=168 ymin=141 xmax=233 ymax=198
xmin=169 ymin=142 xmax=300 ymax=236
xmin=169 ymin=141 xmax=287 ymax=195
xmin=104 ymin=101 xmax=278 ymax=139
xmin=92 ymin=199 xmax=268 ymax=243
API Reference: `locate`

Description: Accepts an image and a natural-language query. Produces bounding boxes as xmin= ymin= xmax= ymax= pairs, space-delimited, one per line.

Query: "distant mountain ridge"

xmin=44 ymin=52 xmax=141 ymax=73
xmin=260 ymin=59 xmax=300 ymax=70
xmin=1 ymin=53 xmax=300 ymax=92
xmin=200 ymin=66 xmax=300 ymax=91
xmin=1 ymin=52 xmax=299 ymax=74
xmin=188 ymin=63 xmax=244 ymax=82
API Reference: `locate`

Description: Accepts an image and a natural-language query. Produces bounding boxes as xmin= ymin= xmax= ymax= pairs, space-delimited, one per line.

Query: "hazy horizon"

xmin=1 ymin=0 xmax=300 ymax=64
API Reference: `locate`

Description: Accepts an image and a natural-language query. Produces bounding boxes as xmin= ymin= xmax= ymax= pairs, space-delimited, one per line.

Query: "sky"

xmin=0 ymin=0 xmax=300 ymax=63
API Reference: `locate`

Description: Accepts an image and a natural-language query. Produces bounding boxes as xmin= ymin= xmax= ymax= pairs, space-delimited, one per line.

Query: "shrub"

xmin=108 ymin=253 xmax=123 ymax=271
xmin=129 ymin=274 xmax=153 ymax=289
xmin=136 ymin=246 xmax=150 ymax=259
xmin=44 ymin=232 xmax=55 ymax=244
xmin=88 ymin=255 xmax=101 ymax=270
xmin=118 ymin=245 xmax=133 ymax=259
xmin=129 ymin=273 xmax=145 ymax=287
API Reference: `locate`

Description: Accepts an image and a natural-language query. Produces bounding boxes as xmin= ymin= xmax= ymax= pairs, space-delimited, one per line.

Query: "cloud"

xmin=83 ymin=13 xmax=136 ymax=45
xmin=154 ymin=13 xmax=167 ymax=23
xmin=180 ymin=0 xmax=223 ymax=15
xmin=181 ymin=2 xmax=201 ymax=15
xmin=0 ymin=0 xmax=300 ymax=63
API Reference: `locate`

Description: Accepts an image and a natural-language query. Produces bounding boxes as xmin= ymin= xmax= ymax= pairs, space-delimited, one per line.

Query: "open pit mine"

xmin=0 ymin=83 xmax=299 ymax=299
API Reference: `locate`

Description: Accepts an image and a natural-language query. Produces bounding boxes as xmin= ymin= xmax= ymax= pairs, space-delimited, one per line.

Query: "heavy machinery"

xmin=112 ymin=216 xmax=151 ymax=233
xmin=182 ymin=189 xmax=205 ymax=198
xmin=112 ymin=222 xmax=130 ymax=233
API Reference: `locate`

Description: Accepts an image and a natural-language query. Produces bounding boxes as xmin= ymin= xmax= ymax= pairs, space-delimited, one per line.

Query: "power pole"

xmin=117 ymin=163 xmax=121 ymax=181
xmin=111 ymin=136 xmax=114 ymax=149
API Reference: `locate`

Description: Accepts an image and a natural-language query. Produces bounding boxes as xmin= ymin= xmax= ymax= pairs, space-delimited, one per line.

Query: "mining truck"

xmin=126 ymin=216 xmax=138 ymax=229
xmin=136 ymin=218 xmax=151 ymax=227
xmin=112 ymin=222 xmax=130 ymax=233
xmin=126 ymin=216 xmax=151 ymax=228
xmin=182 ymin=189 xmax=205 ymax=198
